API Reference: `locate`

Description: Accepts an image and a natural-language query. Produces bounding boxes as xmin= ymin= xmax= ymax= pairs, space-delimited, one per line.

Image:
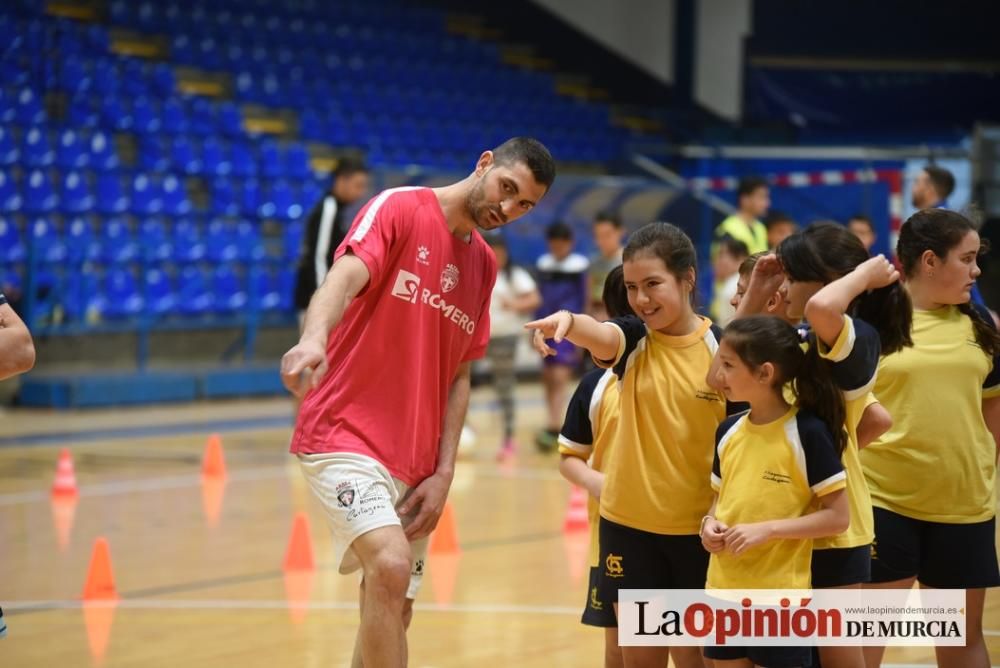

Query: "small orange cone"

xmin=563 ymin=486 xmax=589 ymax=533
xmin=283 ymin=512 xmax=315 ymax=572
xmin=428 ymin=552 xmax=461 ymax=606
xmin=201 ymin=434 xmax=226 ymax=478
xmin=51 ymin=495 xmax=78 ymax=551
xmin=82 ymin=537 xmax=118 ymax=601
xmin=51 ymin=448 xmax=78 ymax=497
xmin=201 ymin=475 xmax=226 ymax=528
xmin=83 ymin=600 xmax=116 ymax=664
xmin=429 ymin=502 xmax=460 ymax=554
xmin=562 ymin=531 xmax=590 ymax=584
xmin=284 ymin=571 xmax=315 ymax=624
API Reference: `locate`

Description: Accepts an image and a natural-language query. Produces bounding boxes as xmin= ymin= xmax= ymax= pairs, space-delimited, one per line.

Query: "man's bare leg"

xmin=349 ymin=526 xmax=412 ymax=668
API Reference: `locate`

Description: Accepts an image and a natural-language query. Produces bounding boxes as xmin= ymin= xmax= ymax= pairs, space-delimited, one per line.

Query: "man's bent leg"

xmin=352 ymin=525 xmax=413 ymax=668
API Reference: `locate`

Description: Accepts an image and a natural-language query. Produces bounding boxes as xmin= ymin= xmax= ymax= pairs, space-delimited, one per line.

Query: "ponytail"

xmin=723 ymin=316 xmax=848 ymax=456
xmin=794 ymin=336 xmax=848 ymax=456
xmin=778 ymin=222 xmax=912 ymax=354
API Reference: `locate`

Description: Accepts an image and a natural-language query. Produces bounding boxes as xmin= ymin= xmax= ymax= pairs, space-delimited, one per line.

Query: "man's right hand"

xmin=281 ymin=339 xmax=328 ymax=398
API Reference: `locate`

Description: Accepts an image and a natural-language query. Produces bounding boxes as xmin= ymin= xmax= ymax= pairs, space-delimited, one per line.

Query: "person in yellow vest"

xmin=557 ymin=264 xmax=631 ymax=668
xmin=861 ymin=208 xmax=1000 ymax=668
xmin=713 ymin=176 xmax=771 ymax=257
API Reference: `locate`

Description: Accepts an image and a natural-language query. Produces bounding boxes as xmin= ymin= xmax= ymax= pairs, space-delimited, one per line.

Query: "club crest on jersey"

xmin=440 ymin=263 xmax=460 ymax=293
xmin=336 ymin=482 xmax=356 ymax=507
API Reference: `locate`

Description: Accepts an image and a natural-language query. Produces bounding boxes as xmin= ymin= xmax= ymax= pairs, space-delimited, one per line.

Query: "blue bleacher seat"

xmin=210 ymin=178 xmax=238 ymax=216
xmin=60 ymin=170 xmax=94 ymax=214
xmin=65 ymin=217 xmax=100 ymax=263
xmin=99 ymin=217 xmax=139 ymax=263
xmin=30 ymin=217 xmax=67 ymax=263
xmin=24 ymin=169 xmax=58 ymax=214
xmin=55 ymin=129 xmax=88 ymax=169
xmin=139 ymin=219 xmax=172 ymax=262
xmin=200 ymin=137 xmax=231 ymax=177
xmin=0 ymin=217 xmax=25 ymax=263
xmin=0 ymin=127 xmax=18 ymax=166
xmin=171 ymin=136 xmax=202 ymax=175
xmin=205 ymin=219 xmax=239 ymax=262
xmin=14 ymin=89 xmax=45 ymax=125
xmin=249 ymin=266 xmax=280 ymax=311
xmin=282 ymin=220 xmax=303 ymax=260
xmin=88 ymin=131 xmax=120 ymax=171
xmin=102 ymin=267 xmax=143 ymax=318
xmin=178 ymin=265 xmax=214 ymax=316
xmin=234 ymin=220 xmax=263 ymax=261
xmin=138 ymin=136 xmax=169 ymax=172
xmin=161 ymin=174 xmax=192 ymax=215
xmin=95 ymin=172 xmax=128 ymax=214
xmin=0 ymin=169 xmax=21 ymax=213
xmin=172 ymin=219 xmax=206 ymax=262
xmin=212 ymin=265 xmax=247 ymax=312
xmin=130 ymin=174 xmax=164 ymax=216
xmin=144 ymin=265 xmax=176 ymax=316
xmin=22 ymin=127 xmax=54 ymax=168
xmin=229 ymin=141 xmax=256 ymax=178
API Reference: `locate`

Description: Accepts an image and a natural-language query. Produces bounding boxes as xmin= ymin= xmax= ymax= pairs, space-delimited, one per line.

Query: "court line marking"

xmin=0 ymin=397 xmax=544 ymax=448
xmin=0 ymin=459 xmax=562 ymax=507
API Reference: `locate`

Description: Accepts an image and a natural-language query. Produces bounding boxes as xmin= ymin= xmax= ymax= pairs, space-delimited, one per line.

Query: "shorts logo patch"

xmin=335 ymin=481 xmax=356 ymax=507
xmin=590 ymin=587 xmax=603 ymax=610
xmin=605 ymin=553 xmax=624 ymax=578
xmin=412 ymin=559 xmax=425 ymax=576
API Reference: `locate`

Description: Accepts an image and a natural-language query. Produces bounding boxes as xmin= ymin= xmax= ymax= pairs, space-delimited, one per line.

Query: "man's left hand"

xmin=397 ymin=471 xmax=452 ymax=541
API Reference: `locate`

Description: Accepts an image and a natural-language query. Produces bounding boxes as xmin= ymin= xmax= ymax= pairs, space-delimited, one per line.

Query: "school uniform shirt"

xmin=596 ymin=315 xmax=727 ymax=535
xmin=708 ymin=407 xmax=847 ymax=591
xmin=862 ymin=304 xmax=1000 ymax=523
xmin=811 ymin=314 xmax=881 ymax=550
xmin=291 ymin=187 xmax=496 ymax=486
xmin=558 ymin=368 xmax=620 ymax=567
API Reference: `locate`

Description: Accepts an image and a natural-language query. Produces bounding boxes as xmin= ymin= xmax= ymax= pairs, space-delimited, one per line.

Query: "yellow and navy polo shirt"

xmin=708 ymin=407 xmax=847 ymax=591
xmin=596 ymin=315 xmax=728 ymax=535
xmin=558 ymin=368 xmax=620 ymax=567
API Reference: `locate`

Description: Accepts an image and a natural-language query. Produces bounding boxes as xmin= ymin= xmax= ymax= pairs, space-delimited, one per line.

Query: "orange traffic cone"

xmin=201 ymin=475 xmax=226 ymax=528
xmin=428 ymin=552 xmax=461 ymax=606
xmin=82 ymin=537 xmax=118 ymax=601
xmin=51 ymin=448 xmax=78 ymax=497
xmin=201 ymin=434 xmax=226 ymax=478
xmin=429 ymin=502 xmax=460 ymax=554
xmin=51 ymin=495 xmax=78 ymax=551
xmin=83 ymin=601 xmax=116 ymax=664
xmin=563 ymin=486 xmax=589 ymax=533
xmin=284 ymin=571 xmax=314 ymax=624
xmin=283 ymin=512 xmax=315 ymax=572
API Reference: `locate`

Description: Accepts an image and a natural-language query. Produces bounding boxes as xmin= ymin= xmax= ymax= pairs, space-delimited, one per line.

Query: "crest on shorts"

xmin=336 ymin=481 xmax=356 ymax=508
xmin=440 ymin=263 xmax=459 ymax=293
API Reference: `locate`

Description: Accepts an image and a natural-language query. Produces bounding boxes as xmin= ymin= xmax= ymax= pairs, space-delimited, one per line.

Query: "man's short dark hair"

xmin=333 ymin=156 xmax=369 ymax=179
xmin=848 ymin=214 xmax=874 ymax=231
xmin=737 ymin=176 xmax=768 ymax=200
xmin=492 ymin=137 xmax=556 ymax=189
xmin=717 ymin=234 xmax=749 ymax=259
xmin=546 ymin=220 xmax=573 ymax=241
xmin=923 ymin=165 xmax=955 ymax=200
xmin=594 ymin=211 xmax=622 ymax=228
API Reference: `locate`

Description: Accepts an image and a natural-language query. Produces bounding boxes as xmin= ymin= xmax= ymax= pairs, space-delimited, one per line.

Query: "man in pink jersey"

xmin=280 ymin=137 xmax=554 ymax=667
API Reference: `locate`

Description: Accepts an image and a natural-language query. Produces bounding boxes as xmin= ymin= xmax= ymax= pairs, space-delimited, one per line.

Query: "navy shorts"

xmin=704 ymin=644 xmax=812 ymax=667
xmin=811 ymin=545 xmax=871 ymax=588
xmin=596 ymin=516 xmax=709 ymax=606
xmin=870 ymin=507 xmax=999 ymax=588
xmin=581 ymin=565 xmax=618 ymax=628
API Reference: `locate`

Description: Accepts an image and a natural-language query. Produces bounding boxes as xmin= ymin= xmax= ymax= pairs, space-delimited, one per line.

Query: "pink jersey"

xmin=291 ymin=187 xmax=496 ymax=485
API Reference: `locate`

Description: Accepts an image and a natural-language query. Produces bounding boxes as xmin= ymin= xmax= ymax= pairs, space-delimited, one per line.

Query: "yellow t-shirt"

xmin=863 ymin=305 xmax=1000 ymax=523
xmin=712 ymin=214 xmax=769 ymax=257
xmin=812 ymin=315 xmax=880 ymax=550
xmin=597 ymin=316 xmax=727 ymax=534
xmin=708 ymin=407 xmax=847 ymax=590
xmin=557 ymin=368 xmax=620 ymax=566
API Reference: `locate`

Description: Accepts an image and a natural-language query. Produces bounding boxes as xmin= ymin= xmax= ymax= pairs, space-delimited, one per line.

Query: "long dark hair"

xmin=723 ymin=316 xmax=847 ymax=455
xmin=897 ymin=208 xmax=999 ymax=356
xmin=777 ymin=222 xmax=912 ymax=354
xmin=622 ymin=222 xmax=698 ymax=307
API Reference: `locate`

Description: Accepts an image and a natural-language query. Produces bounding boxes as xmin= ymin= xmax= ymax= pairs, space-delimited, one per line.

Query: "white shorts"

xmin=297 ymin=452 xmax=428 ymax=599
